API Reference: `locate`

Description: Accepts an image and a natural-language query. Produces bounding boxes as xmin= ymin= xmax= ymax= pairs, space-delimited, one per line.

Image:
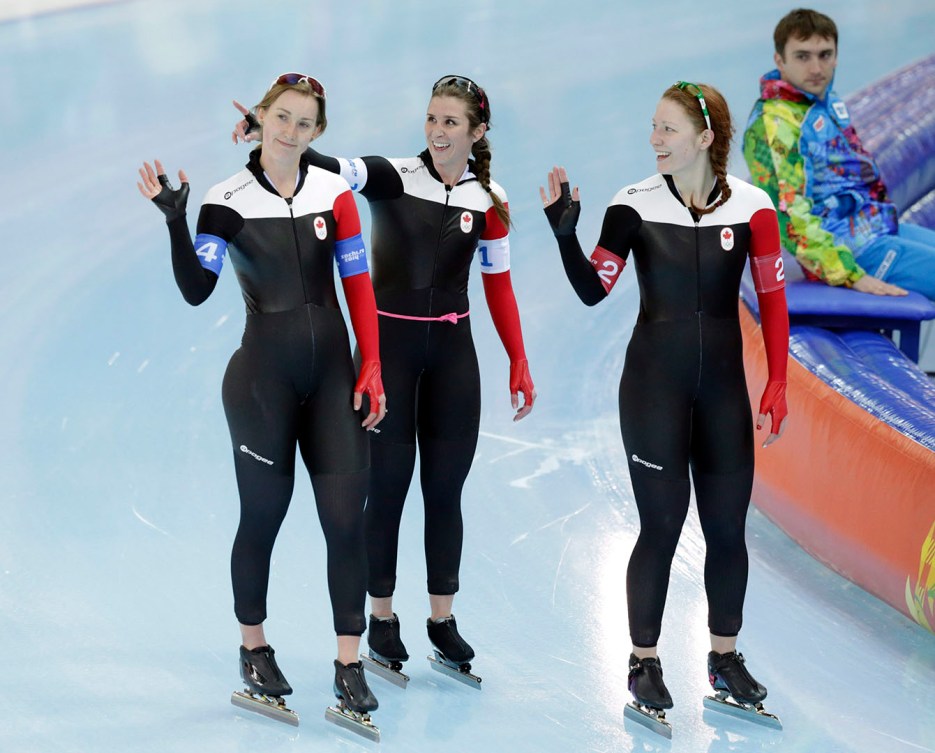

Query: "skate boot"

xmin=230 ymin=645 xmax=298 ymax=726
xmin=703 ymin=651 xmax=781 ymax=730
xmin=623 ymin=654 xmax=673 ymax=738
xmin=426 ymin=614 xmax=481 ymax=687
xmin=325 ymin=660 xmax=380 ymax=741
xmin=360 ymin=613 xmax=410 ymax=688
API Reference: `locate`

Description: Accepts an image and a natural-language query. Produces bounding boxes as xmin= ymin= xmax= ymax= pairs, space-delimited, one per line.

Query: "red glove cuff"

xmin=758 ymin=380 xmax=788 ymax=433
xmin=510 ymin=358 xmax=535 ymax=406
xmin=354 ymin=359 xmax=384 ymax=406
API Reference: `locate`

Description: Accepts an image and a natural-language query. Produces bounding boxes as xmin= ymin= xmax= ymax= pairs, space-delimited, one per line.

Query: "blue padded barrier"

xmin=901 ymin=190 xmax=935 ymax=230
xmin=848 ymin=54 xmax=935 ymax=219
xmin=839 ymin=330 xmax=935 ymax=408
xmin=788 ymin=326 xmax=935 ymax=451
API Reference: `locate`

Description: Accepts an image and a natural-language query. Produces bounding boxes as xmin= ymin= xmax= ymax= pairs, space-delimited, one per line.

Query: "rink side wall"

xmin=740 ymin=54 xmax=935 ymax=634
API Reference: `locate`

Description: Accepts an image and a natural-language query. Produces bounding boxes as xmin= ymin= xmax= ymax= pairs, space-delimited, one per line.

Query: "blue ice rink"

xmin=1 ymin=1 xmax=934 ymax=751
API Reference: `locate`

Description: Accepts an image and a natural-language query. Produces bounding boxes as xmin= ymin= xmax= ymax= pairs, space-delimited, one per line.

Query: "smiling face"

xmin=257 ymin=89 xmax=322 ymax=162
xmin=424 ymin=94 xmax=486 ymax=183
xmin=650 ymin=97 xmax=710 ymax=177
xmin=775 ymin=34 xmax=837 ymax=97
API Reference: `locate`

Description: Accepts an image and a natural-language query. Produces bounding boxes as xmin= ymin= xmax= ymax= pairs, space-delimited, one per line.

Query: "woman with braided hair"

xmin=541 ymin=82 xmax=788 ymax=734
xmin=232 ymin=74 xmax=536 ymax=686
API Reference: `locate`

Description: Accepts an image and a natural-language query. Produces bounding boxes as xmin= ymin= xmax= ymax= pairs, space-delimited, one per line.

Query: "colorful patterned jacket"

xmin=743 ymin=69 xmax=898 ymax=285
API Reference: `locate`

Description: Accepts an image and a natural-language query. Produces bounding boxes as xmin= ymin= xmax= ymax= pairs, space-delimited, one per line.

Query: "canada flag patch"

xmin=720 ymin=227 xmax=734 ymax=251
xmin=314 ymin=216 xmax=327 ymax=240
xmin=460 ymin=211 xmax=473 ymax=233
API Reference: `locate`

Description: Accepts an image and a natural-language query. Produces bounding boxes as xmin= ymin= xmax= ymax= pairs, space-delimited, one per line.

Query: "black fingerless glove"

xmin=543 ymin=180 xmax=580 ymax=237
xmin=244 ymin=110 xmax=260 ymax=137
xmin=152 ymin=174 xmax=190 ymax=223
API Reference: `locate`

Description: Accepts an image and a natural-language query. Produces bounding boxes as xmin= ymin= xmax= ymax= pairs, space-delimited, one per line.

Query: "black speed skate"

xmin=230 ymin=645 xmax=298 ymax=726
xmin=623 ymin=654 xmax=673 ymax=739
xmin=426 ymin=615 xmax=482 ymax=688
xmin=325 ymin=660 xmax=380 ymax=741
xmin=703 ymin=651 xmax=782 ymax=730
xmin=360 ymin=613 xmax=411 ymax=688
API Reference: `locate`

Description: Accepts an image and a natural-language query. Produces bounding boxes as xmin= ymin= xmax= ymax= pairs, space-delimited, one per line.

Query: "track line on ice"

xmin=132 ymin=506 xmax=173 ymax=538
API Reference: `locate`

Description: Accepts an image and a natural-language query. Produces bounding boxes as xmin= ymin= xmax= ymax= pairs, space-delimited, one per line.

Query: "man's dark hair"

xmin=774 ymin=8 xmax=838 ymax=56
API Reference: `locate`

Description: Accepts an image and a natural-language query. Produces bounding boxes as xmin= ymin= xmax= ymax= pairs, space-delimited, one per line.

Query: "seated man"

xmin=744 ymin=7 xmax=935 ymax=302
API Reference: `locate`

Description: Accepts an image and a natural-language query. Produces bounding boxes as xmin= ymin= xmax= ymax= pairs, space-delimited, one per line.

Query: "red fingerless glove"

xmin=757 ymin=379 xmax=787 ymax=433
xmin=354 ymin=359 xmax=384 ymax=411
xmin=510 ymin=358 xmax=536 ymax=408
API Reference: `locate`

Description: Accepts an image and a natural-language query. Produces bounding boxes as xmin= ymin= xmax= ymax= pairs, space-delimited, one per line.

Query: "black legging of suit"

xmin=225 ymin=305 xmax=369 ymax=636
xmin=358 ymin=302 xmax=481 ymax=598
xmin=620 ymin=315 xmax=754 ymax=647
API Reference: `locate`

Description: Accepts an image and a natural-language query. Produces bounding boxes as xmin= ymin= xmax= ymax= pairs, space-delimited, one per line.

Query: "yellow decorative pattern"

xmin=906 ymin=521 xmax=935 ymax=633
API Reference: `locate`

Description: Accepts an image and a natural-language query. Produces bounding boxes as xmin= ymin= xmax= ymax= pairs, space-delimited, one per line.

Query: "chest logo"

xmin=814 ymin=114 xmax=825 ymax=133
xmin=460 ymin=211 xmax=473 ymax=233
xmin=314 ymin=216 xmax=327 ymax=240
xmin=720 ymin=227 xmax=734 ymax=251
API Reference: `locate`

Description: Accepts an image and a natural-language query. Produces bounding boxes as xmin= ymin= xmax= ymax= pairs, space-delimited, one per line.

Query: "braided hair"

xmin=431 ymin=78 xmax=510 ymax=229
xmin=662 ymin=82 xmax=734 ymax=216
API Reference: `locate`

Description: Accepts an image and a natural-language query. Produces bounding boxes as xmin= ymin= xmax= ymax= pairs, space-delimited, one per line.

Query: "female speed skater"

xmin=138 ymin=72 xmax=386 ymax=740
xmin=541 ymin=81 xmax=789 ymax=736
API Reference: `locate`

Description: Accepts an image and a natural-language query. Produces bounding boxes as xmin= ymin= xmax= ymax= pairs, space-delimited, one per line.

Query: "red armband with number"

xmin=750 ymin=209 xmax=789 ymax=383
xmin=589 ymin=245 xmax=626 ymax=294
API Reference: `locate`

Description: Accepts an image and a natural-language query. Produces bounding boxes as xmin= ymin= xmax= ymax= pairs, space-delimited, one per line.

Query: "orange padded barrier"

xmin=740 ymin=305 xmax=935 ymax=633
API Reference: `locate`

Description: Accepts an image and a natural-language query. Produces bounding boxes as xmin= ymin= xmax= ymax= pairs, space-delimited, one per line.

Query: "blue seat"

xmin=740 ymin=254 xmax=935 ymax=362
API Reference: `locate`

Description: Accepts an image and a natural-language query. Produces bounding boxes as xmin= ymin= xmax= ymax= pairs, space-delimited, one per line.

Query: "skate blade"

xmin=325 ymin=703 xmax=380 ymax=742
xmin=360 ymin=652 xmax=409 ymax=689
xmin=427 ymin=652 xmax=482 ymax=688
xmin=624 ymin=701 xmax=673 ymax=739
xmin=703 ymin=694 xmax=782 ymax=730
xmin=231 ymin=690 xmax=299 ymax=726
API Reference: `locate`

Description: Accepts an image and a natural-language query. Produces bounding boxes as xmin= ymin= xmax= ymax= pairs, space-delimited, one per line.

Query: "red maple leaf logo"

xmin=462 ymin=213 xmax=471 ymax=223
xmin=722 ymin=229 xmax=732 ymax=240
xmin=315 ymin=219 xmax=325 ymax=229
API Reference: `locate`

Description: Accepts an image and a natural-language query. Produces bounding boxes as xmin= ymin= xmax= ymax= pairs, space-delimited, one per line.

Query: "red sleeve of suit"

xmin=749 ymin=207 xmax=790 ymax=430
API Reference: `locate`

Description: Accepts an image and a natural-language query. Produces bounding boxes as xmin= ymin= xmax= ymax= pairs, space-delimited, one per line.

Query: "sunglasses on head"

xmin=675 ymin=81 xmax=711 ymax=131
xmin=273 ymin=72 xmax=327 ymax=98
xmin=432 ymin=74 xmax=488 ymax=122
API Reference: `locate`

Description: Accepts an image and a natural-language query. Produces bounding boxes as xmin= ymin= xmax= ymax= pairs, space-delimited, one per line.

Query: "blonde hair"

xmin=254 ymin=78 xmax=327 ymax=137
